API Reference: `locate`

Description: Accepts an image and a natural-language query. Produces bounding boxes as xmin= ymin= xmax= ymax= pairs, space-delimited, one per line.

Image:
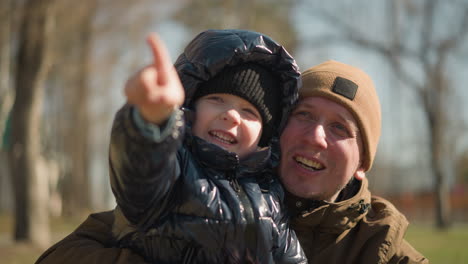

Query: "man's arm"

xmin=388 ymin=239 xmax=429 ymax=264
xmin=35 ymin=211 xmax=149 ymax=264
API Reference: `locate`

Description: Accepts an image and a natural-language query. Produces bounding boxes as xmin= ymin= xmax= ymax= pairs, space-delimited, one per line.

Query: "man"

xmin=35 ymin=60 xmax=428 ymax=264
xmin=279 ymin=60 xmax=428 ymax=263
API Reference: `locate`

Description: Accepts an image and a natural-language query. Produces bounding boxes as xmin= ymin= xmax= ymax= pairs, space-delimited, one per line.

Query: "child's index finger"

xmin=146 ymin=33 xmax=173 ymax=85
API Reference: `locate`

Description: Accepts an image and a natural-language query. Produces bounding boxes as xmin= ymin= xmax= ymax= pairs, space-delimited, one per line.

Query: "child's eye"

xmin=242 ymin=108 xmax=260 ymax=120
xmin=206 ymin=96 xmax=224 ymax=103
xmin=295 ymin=111 xmax=308 ymax=117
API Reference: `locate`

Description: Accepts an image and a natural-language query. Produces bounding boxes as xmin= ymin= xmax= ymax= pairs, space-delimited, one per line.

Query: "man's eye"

xmin=293 ymin=111 xmax=311 ymax=119
xmin=331 ymin=123 xmax=351 ymax=137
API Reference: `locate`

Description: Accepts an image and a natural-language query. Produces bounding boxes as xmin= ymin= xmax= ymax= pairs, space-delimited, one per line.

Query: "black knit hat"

xmin=192 ymin=63 xmax=281 ymax=147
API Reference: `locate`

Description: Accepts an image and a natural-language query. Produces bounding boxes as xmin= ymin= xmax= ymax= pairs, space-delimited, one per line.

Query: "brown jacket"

xmin=286 ymin=178 xmax=428 ymax=264
xmin=36 ymin=178 xmax=428 ymax=264
xmin=35 ymin=211 xmax=149 ymax=264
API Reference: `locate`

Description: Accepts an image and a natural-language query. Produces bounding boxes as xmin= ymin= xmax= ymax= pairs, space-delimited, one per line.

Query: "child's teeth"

xmin=212 ymin=131 xmax=234 ymax=143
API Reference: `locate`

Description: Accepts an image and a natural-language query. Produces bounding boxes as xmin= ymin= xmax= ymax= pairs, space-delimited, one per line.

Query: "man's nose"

xmin=221 ymin=108 xmax=241 ymax=125
xmin=304 ymin=123 xmax=327 ymax=149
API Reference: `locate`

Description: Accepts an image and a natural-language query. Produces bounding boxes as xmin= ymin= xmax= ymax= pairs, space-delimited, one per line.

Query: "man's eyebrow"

xmin=295 ymin=101 xmax=314 ymax=110
xmin=297 ymin=101 xmax=360 ymax=132
xmin=336 ymin=112 xmax=360 ymax=133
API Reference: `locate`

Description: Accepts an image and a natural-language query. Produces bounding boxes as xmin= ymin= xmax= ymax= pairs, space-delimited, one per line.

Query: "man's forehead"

xmin=296 ymin=96 xmax=343 ymax=111
xmin=296 ymin=96 xmax=360 ymax=130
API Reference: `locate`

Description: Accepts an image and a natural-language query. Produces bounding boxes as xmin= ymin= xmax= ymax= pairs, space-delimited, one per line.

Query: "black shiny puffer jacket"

xmin=109 ymin=29 xmax=306 ymax=263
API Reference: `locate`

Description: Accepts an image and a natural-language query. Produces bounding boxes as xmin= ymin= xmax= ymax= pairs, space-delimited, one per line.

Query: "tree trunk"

xmin=60 ymin=1 xmax=96 ymax=217
xmin=431 ymin=122 xmax=451 ymax=228
xmin=0 ymin=0 xmax=13 ymax=212
xmin=429 ymin=71 xmax=452 ymax=229
xmin=0 ymin=0 xmax=13 ymax=138
xmin=434 ymin=164 xmax=451 ymax=228
xmin=9 ymin=0 xmax=55 ymax=246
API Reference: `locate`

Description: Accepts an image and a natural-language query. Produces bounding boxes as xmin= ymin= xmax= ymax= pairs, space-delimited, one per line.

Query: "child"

xmin=110 ymin=29 xmax=306 ymax=263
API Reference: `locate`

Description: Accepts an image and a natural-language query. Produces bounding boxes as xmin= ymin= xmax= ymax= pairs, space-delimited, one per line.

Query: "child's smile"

xmin=209 ymin=130 xmax=237 ymax=145
xmin=192 ymin=93 xmax=263 ymax=159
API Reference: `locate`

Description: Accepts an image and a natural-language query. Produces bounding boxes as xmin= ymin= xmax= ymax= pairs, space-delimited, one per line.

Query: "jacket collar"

xmin=286 ymin=178 xmax=372 ymax=234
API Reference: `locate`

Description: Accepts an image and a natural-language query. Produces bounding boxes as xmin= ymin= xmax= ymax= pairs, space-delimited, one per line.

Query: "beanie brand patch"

xmin=332 ymin=77 xmax=357 ymax=100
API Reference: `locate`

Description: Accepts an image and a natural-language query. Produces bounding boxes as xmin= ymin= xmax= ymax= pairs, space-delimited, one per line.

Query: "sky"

xmin=90 ymin=1 xmax=468 ymax=208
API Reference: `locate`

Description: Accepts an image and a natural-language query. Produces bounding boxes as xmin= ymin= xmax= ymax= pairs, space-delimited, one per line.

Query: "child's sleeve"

xmin=270 ymin=182 xmax=308 ymax=264
xmin=108 ymin=104 xmax=185 ymax=227
xmin=273 ymin=211 xmax=308 ymax=264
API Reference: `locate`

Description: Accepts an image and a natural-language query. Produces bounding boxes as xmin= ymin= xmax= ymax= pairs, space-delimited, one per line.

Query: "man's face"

xmin=279 ymin=96 xmax=365 ymax=202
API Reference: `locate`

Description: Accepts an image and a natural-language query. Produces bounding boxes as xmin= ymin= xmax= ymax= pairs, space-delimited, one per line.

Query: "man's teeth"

xmin=211 ymin=131 xmax=235 ymax=144
xmin=294 ymin=156 xmax=324 ymax=170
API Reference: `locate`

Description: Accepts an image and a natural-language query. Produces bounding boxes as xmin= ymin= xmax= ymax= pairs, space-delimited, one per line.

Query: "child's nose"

xmin=221 ymin=109 xmax=241 ymax=125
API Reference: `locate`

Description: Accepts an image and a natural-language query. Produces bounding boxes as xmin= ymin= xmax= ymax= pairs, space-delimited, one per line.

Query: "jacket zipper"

xmin=229 ymin=170 xmax=258 ymax=258
xmin=228 ymin=171 xmax=241 ymax=193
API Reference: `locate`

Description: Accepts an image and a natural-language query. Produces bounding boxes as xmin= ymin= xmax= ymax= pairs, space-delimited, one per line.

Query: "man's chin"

xmin=285 ymin=185 xmax=322 ymax=200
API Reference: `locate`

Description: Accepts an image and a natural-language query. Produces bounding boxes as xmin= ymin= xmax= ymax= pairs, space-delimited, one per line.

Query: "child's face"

xmin=193 ymin=93 xmax=263 ymax=159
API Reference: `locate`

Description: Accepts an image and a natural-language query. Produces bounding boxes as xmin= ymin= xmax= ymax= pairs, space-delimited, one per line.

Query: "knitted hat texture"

xmin=193 ymin=63 xmax=281 ymax=147
xmin=300 ymin=60 xmax=381 ymax=171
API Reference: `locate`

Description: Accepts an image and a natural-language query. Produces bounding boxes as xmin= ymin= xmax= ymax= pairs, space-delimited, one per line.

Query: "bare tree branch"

xmin=307 ymin=5 xmax=423 ymax=90
xmin=436 ymin=5 xmax=468 ymax=55
xmin=419 ymin=0 xmax=436 ymax=68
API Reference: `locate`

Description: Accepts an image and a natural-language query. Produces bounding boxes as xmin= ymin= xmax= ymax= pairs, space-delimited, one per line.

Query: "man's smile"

xmin=294 ymin=155 xmax=325 ymax=171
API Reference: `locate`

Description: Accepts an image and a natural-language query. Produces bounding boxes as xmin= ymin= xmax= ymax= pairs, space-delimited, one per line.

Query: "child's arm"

xmin=273 ymin=211 xmax=308 ymax=264
xmin=109 ymin=34 xmax=185 ymax=227
xmin=124 ymin=34 xmax=184 ymax=124
xmin=270 ymin=183 xmax=308 ymax=264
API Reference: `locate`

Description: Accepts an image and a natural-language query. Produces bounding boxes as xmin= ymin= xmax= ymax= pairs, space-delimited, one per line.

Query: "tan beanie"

xmin=300 ymin=60 xmax=381 ymax=171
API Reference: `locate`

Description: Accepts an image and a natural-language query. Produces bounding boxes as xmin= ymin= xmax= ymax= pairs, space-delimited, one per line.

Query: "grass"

xmin=405 ymin=223 xmax=468 ymax=264
xmin=0 ymin=213 xmax=86 ymax=264
xmin=1 ymin=213 xmax=468 ymax=264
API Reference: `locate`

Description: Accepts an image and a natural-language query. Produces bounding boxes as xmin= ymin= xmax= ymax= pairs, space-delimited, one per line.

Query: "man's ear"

xmin=354 ymin=168 xmax=366 ymax=181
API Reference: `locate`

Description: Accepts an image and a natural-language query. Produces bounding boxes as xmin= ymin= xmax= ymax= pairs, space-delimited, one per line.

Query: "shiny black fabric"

xmin=109 ymin=29 xmax=305 ymax=263
xmin=177 ymin=29 xmax=301 ymax=141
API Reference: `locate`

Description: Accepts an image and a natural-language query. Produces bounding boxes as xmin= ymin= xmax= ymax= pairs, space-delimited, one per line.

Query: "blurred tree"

xmin=173 ymin=0 xmax=299 ymax=53
xmin=9 ymin=0 xmax=56 ymax=246
xmin=49 ymin=0 xmax=98 ymax=218
xmin=456 ymin=150 xmax=468 ymax=184
xmin=0 ymin=0 xmax=14 ymax=139
xmin=303 ymin=0 xmax=468 ymax=229
xmin=41 ymin=0 xmax=172 ymax=214
xmin=0 ymin=0 xmax=14 ymax=212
